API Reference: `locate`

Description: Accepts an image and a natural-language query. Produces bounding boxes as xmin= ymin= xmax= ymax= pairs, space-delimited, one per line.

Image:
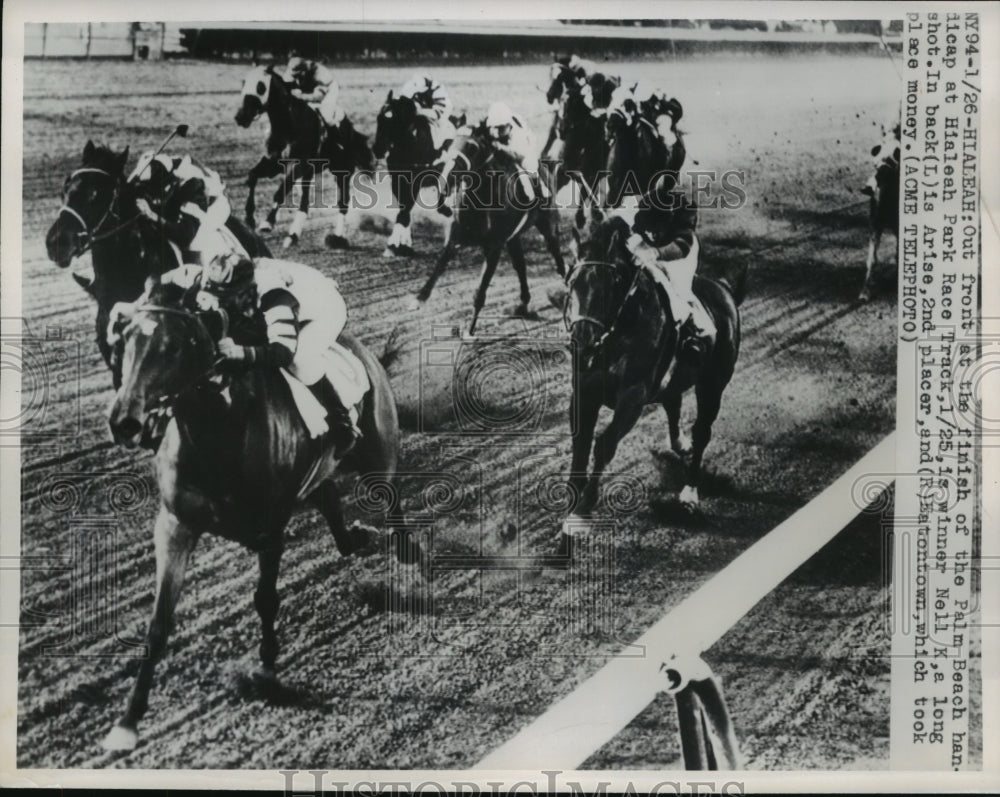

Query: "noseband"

xmin=59 ymin=166 xmax=138 ymax=258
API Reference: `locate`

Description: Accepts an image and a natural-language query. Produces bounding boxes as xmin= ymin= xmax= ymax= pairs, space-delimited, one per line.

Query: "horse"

xmin=860 ymin=157 xmax=898 ymax=301
xmin=412 ymin=122 xmax=566 ymax=336
xmin=235 ymin=65 xmax=374 ymax=250
xmin=541 ymin=64 xmax=619 ymax=228
xmin=44 ymin=140 xmax=268 ymax=388
xmin=603 ymin=96 xmax=686 ymax=208
xmin=561 ymin=212 xmax=745 ymax=540
xmin=371 ymin=91 xmax=451 ymax=257
xmin=101 ymin=278 xmax=411 ymax=751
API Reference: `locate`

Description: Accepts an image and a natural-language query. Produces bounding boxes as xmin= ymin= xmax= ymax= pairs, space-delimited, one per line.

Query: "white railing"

xmin=478 ymin=433 xmax=896 ymax=770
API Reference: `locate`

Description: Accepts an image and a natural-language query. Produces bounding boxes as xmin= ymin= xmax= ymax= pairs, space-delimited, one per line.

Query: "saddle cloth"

xmin=281 ymin=340 xmax=370 ymax=439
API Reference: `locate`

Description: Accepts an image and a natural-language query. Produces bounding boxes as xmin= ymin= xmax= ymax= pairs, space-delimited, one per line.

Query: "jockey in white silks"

xmin=129 ymin=152 xmax=249 ymax=269
xmin=156 ymin=255 xmax=366 ymax=454
xmin=286 ymin=56 xmax=344 ymax=128
xmin=398 ymin=72 xmax=456 ymax=152
xmin=608 ymin=82 xmax=684 ymax=151
xmin=485 ymin=101 xmax=547 ymax=203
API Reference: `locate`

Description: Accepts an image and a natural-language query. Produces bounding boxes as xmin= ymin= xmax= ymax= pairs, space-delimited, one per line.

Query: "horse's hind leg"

xmin=284 ymin=165 xmax=313 ymax=249
xmin=662 ymin=389 xmax=690 ymax=456
xmin=682 ymin=381 xmax=724 ymax=508
xmin=254 ymin=541 xmax=284 ymax=677
xmin=325 ymin=170 xmax=351 ymax=250
xmin=414 ymin=225 xmax=457 ymax=306
xmin=247 ymin=156 xmax=281 ymax=230
xmin=311 ymin=479 xmax=378 ymax=557
xmin=103 ymin=508 xmax=198 ymax=751
xmin=506 ymin=235 xmax=532 ymax=317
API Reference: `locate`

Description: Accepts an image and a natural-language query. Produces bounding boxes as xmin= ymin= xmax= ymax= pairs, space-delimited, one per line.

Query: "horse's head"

xmin=605 ymin=86 xmax=638 ymax=142
xmin=372 ymin=91 xmax=417 ymax=160
xmin=545 ymin=62 xmax=574 ymax=105
xmin=565 ymin=213 xmax=635 ymax=357
xmin=235 ymin=66 xmax=279 ymax=128
xmin=108 ymin=281 xmax=218 ymax=448
xmin=46 ymin=140 xmax=129 ymax=268
xmin=441 ymin=122 xmax=490 ymax=184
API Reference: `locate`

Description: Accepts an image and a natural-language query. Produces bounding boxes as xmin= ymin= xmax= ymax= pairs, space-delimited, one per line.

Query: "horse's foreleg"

xmin=662 ymin=389 xmax=690 ymax=456
xmin=246 ymin=156 xmax=281 ymax=230
xmin=682 ymin=380 xmax=724 ymax=508
xmin=254 ymin=542 xmax=284 ymax=676
xmin=860 ymin=226 xmax=881 ymax=302
xmin=468 ymin=242 xmax=505 ymax=337
xmin=265 ymin=159 xmax=300 ymax=233
xmin=583 ymin=384 xmax=647 ymax=513
xmin=414 ymin=226 xmax=457 ymax=306
xmin=103 ymin=508 xmax=198 ymax=751
xmin=283 ymin=165 xmax=312 ymax=249
xmin=506 ymin=236 xmax=532 ymax=317
xmin=325 ymin=171 xmax=351 ymax=249
xmin=535 ymin=208 xmax=566 ymax=278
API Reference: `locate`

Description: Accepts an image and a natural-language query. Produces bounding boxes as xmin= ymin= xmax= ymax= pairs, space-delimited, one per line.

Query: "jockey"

xmin=618 ymin=178 xmax=715 ymax=366
xmin=164 ymin=254 xmax=362 ymax=455
xmin=614 ymin=83 xmax=684 ymax=148
xmin=485 ymin=101 xmax=546 ymax=207
xmin=398 ymin=72 xmax=455 ymax=151
xmin=861 ymin=120 xmax=900 ymax=197
xmin=286 ymin=56 xmax=347 ymax=130
xmin=130 ymin=152 xmax=248 ymax=268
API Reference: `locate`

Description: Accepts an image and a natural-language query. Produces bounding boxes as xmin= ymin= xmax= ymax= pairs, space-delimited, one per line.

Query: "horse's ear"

xmin=117 ymin=146 xmax=130 ymax=174
xmin=83 ymin=139 xmax=95 ymax=160
xmin=386 ymin=89 xmax=394 ymax=101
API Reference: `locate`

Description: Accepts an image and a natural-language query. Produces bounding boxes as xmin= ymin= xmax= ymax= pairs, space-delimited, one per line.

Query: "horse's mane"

xmin=82 ymin=142 xmax=128 ymax=176
xmin=580 ymin=215 xmax=632 ymax=266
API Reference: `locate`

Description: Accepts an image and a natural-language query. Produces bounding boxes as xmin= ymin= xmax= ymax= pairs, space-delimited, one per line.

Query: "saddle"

xmin=281 ymin=341 xmax=370 ymax=440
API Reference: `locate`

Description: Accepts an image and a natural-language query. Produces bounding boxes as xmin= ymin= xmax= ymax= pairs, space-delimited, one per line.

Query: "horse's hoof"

xmin=671 ymin=434 xmax=692 ymax=458
xmin=407 ymin=296 xmax=427 ymax=311
xmin=349 ymin=520 xmax=381 ymax=557
xmin=461 ymin=329 xmax=477 ymax=342
xmin=382 ymin=246 xmax=397 ymax=258
xmin=325 ymin=234 xmax=350 ymax=250
xmin=678 ymin=485 xmax=700 ymax=508
xmin=858 ymin=290 xmax=870 ymax=303
xmin=281 ymin=234 xmax=298 ymax=250
xmin=562 ymin=514 xmax=592 ymax=538
xmin=102 ymin=724 xmax=138 ymax=752
xmin=510 ymin=302 xmax=534 ymax=319
xmin=252 ymin=665 xmax=279 ymax=685
xmin=395 ymin=244 xmax=415 ymax=257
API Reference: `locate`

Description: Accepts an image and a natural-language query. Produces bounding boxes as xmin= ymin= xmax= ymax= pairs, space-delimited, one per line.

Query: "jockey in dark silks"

xmin=158 ymin=255 xmax=362 ymax=456
xmin=286 ymin=56 xmax=362 ymax=161
xmin=620 ymin=178 xmax=716 ymax=365
xmin=130 ymin=152 xmax=250 ymax=268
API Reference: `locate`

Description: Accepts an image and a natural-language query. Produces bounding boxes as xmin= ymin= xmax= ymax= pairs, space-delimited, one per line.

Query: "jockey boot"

xmin=308 ymin=379 xmax=362 ymax=458
xmin=677 ymin=300 xmax=714 ymax=367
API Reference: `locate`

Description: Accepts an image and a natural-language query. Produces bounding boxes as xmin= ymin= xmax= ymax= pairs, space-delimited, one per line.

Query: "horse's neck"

xmin=267 ymin=85 xmax=296 ymax=141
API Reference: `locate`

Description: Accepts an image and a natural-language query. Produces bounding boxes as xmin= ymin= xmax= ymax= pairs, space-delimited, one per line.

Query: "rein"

xmin=59 ymin=167 xmax=142 ymax=257
xmin=564 ymin=259 xmax=644 ymax=350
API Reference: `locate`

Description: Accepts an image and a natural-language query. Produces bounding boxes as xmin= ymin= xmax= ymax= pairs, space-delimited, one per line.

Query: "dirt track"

xmin=17 ymin=53 xmax=909 ymax=770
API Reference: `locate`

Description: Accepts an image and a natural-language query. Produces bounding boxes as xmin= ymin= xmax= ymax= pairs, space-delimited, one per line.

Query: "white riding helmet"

xmin=128 ymin=151 xmax=174 ymax=183
xmin=486 ymin=101 xmax=514 ymax=129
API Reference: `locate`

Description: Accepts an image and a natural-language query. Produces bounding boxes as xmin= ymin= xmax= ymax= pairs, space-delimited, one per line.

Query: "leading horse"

xmin=413 ymin=122 xmax=566 ymax=336
xmin=102 ymin=279 xmax=410 ymax=751
xmin=859 ymin=156 xmax=898 ymax=301
xmin=44 ymin=141 xmax=268 ymax=388
xmin=604 ymin=96 xmax=686 ymax=208
xmin=236 ymin=65 xmax=374 ymax=250
xmin=371 ymin=91 xmax=451 ymax=257
xmin=562 ymin=212 xmax=745 ymax=540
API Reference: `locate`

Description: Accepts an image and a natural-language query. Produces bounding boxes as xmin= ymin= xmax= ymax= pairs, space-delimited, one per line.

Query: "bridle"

xmin=563 ymin=259 xmax=643 ymax=351
xmin=59 ymin=167 xmax=141 ymax=258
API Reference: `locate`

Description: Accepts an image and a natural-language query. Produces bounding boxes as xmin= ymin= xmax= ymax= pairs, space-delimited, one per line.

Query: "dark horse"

xmin=235 ymin=65 xmax=374 ymax=250
xmin=44 ymin=141 xmax=268 ymax=388
xmin=412 ymin=123 xmax=566 ymax=336
xmin=860 ymin=156 xmax=898 ymax=302
xmin=562 ymin=212 xmax=745 ymax=537
xmin=372 ymin=91 xmax=451 ymax=257
xmin=604 ymin=96 xmax=686 ymax=208
xmin=542 ymin=63 xmax=619 ymax=228
xmin=102 ymin=280 xmax=408 ymax=751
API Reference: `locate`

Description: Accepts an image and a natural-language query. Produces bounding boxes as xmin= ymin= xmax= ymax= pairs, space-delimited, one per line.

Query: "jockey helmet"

xmin=204 ymin=252 xmax=252 ymax=287
xmin=287 ymin=56 xmax=309 ymax=76
xmin=486 ymin=102 xmax=514 ymax=129
xmin=129 ymin=151 xmax=174 ymax=185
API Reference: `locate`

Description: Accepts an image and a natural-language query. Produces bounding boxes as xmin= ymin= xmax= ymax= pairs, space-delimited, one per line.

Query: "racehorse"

xmin=102 ymin=278 xmax=410 ymax=751
xmin=859 ymin=156 xmax=898 ymax=301
xmin=235 ymin=65 xmax=374 ymax=250
xmin=541 ymin=63 xmax=619 ymax=228
xmin=412 ymin=123 xmax=566 ymax=336
xmin=561 ymin=212 xmax=745 ymax=538
xmin=44 ymin=140 xmax=268 ymax=388
xmin=603 ymin=95 xmax=686 ymax=208
xmin=371 ymin=91 xmax=450 ymax=257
